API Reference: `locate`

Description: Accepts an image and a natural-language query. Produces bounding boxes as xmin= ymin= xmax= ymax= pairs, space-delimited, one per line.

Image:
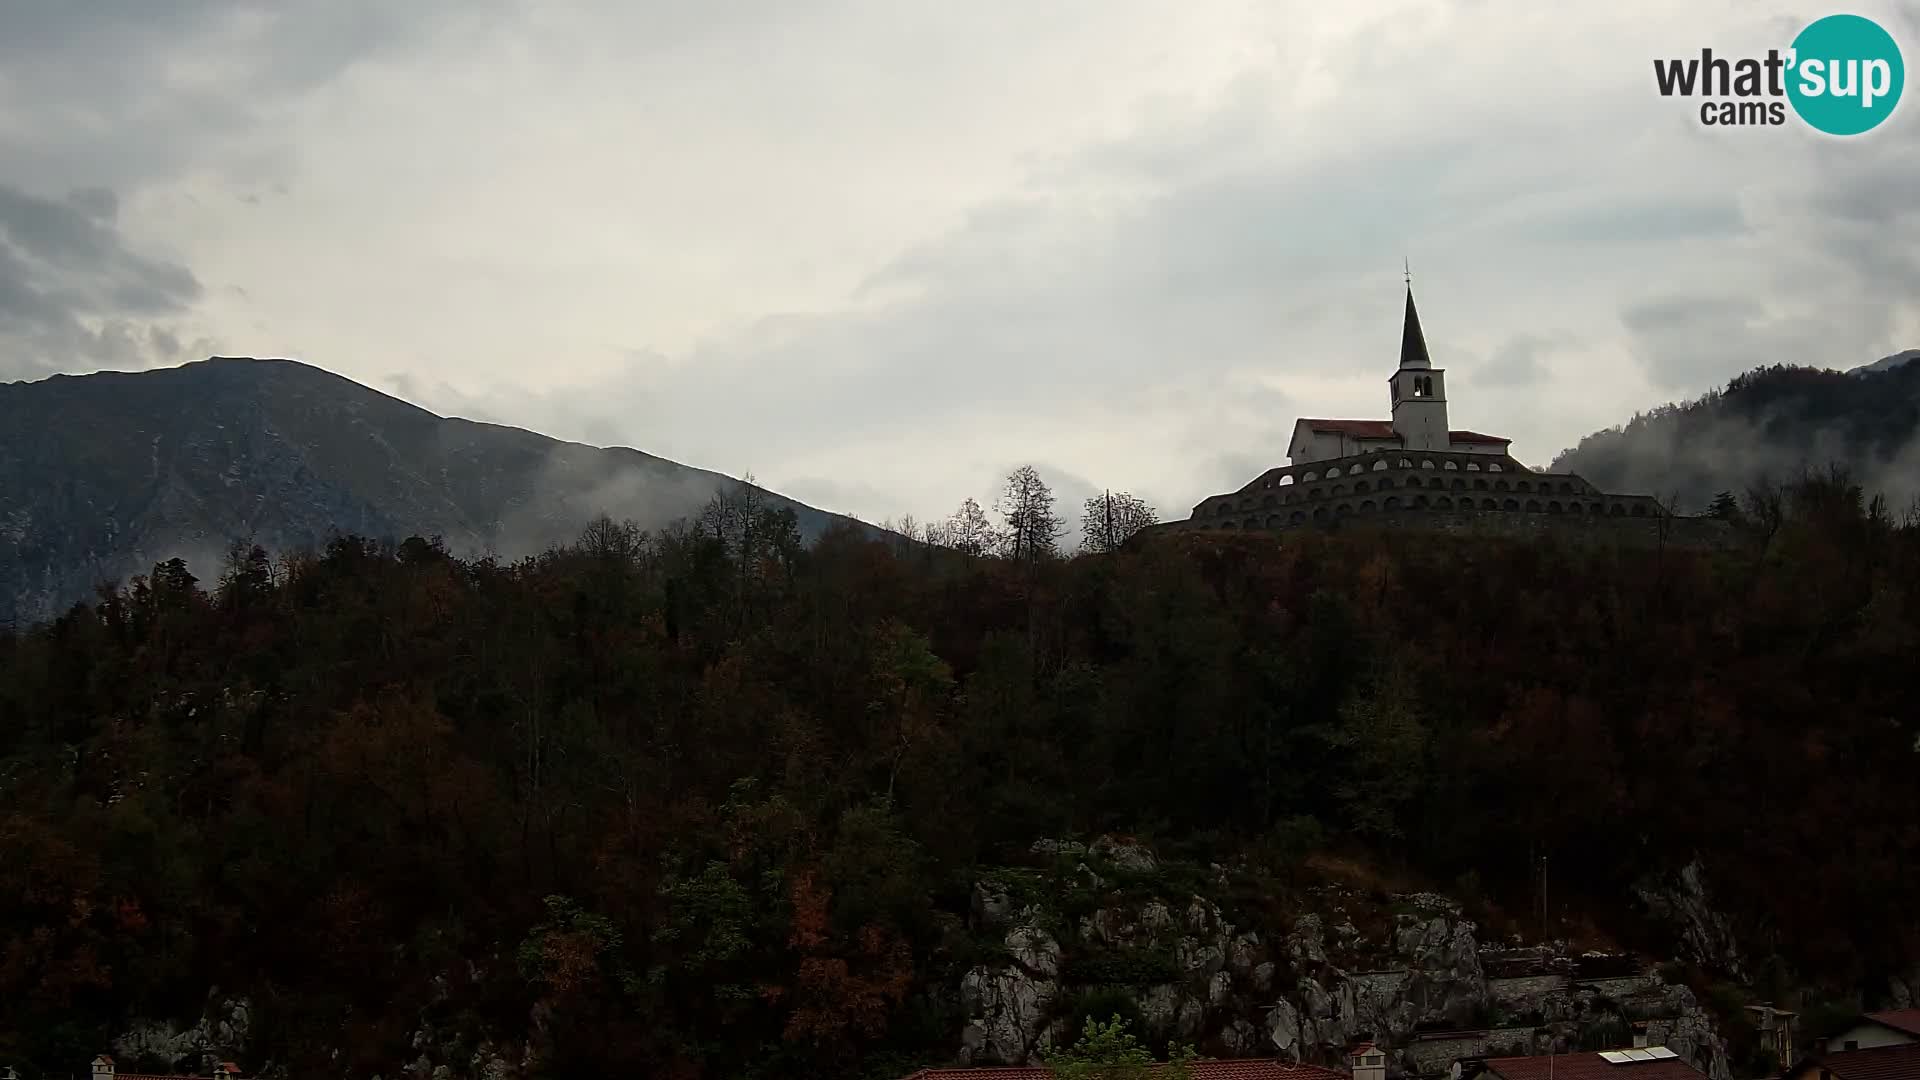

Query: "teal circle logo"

xmin=1787 ymin=14 xmax=1904 ymax=135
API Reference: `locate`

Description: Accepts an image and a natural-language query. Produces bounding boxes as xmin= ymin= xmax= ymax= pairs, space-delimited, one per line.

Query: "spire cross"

xmin=1404 ymin=257 xmax=1412 ymax=287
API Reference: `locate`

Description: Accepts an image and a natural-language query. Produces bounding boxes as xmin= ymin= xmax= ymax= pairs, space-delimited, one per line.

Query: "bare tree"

xmin=1078 ymin=491 xmax=1159 ymax=554
xmin=943 ymin=497 xmax=1000 ymax=557
xmin=995 ymin=465 xmax=1064 ymax=566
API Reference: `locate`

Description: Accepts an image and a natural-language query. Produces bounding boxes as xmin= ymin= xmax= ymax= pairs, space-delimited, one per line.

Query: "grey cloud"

xmin=0 ymin=0 xmax=515 ymax=193
xmin=1478 ymin=334 xmax=1571 ymax=387
xmin=0 ymin=183 xmax=204 ymax=377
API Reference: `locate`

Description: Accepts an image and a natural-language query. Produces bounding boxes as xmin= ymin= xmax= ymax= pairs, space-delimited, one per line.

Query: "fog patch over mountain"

xmin=1551 ymin=359 xmax=1920 ymax=515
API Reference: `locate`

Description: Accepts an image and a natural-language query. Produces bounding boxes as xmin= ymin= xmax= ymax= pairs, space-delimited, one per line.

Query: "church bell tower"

xmin=1389 ymin=281 xmax=1449 ymax=451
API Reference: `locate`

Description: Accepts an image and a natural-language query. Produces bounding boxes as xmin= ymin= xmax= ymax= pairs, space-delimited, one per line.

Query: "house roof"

xmin=1482 ymin=1051 xmax=1706 ymax=1080
xmin=1794 ymin=1042 xmax=1920 ymax=1080
xmin=1864 ymin=1010 xmax=1920 ymax=1038
xmin=898 ymin=1061 xmax=1348 ymax=1080
xmin=1295 ymin=419 xmax=1512 ymax=445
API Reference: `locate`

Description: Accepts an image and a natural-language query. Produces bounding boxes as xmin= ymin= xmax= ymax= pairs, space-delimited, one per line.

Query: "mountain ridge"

xmin=0 ymin=356 xmax=872 ymax=626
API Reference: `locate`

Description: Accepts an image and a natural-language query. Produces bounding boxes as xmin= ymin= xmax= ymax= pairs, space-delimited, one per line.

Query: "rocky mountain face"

xmin=945 ymin=838 xmax=1745 ymax=1079
xmin=0 ymin=357 xmax=867 ymax=626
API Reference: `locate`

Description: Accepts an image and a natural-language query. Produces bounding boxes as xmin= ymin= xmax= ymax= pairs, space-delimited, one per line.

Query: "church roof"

xmin=1401 ymin=286 xmax=1432 ymax=369
xmin=1297 ymin=418 xmax=1511 ymax=445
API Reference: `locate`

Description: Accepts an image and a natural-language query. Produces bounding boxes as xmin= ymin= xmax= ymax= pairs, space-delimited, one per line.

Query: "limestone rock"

xmin=1632 ymin=859 xmax=1745 ymax=981
xmin=113 ymin=995 xmax=252 ymax=1072
xmin=1228 ymin=932 xmax=1263 ymax=976
xmin=1288 ymin=914 xmax=1329 ymax=966
xmin=1090 ymin=835 xmax=1159 ymax=873
xmin=972 ymin=880 xmax=1016 ymax=929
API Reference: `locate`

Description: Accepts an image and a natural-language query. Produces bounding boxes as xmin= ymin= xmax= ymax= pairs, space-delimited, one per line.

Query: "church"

xmin=1183 ymin=285 xmax=1672 ymax=533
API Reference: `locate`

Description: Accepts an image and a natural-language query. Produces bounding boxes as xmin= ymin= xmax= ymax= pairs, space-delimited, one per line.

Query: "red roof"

xmin=1484 ymin=1053 xmax=1706 ymax=1080
xmin=900 ymin=1062 xmax=1347 ymax=1080
xmin=1297 ymin=419 xmax=1510 ymax=445
xmin=1865 ymin=1009 xmax=1920 ymax=1038
xmin=1802 ymin=1042 xmax=1920 ymax=1080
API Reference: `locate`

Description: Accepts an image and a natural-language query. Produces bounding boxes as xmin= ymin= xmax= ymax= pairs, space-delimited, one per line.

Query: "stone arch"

xmin=1467 ymin=462 xmax=1482 ymax=471
xmin=1444 ymin=461 xmax=1458 ymax=470
xmin=1561 ymin=481 xmax=1575 ymax=494
xmin=1354 ymin=480 xmax=1370 ymax=494
xmin=1489 ymin=462 xmax=1503 ymax=472
xmin=1566 ymin=501 xmax=1581 ymax=514
xmin=1332 ymin=484 xmax=1347 ymax=496
xmin=1631 ymin=503 xmax=1647 ymax=516
xmin=1246 ymin=518 xmax=1262 ymax=529
xmin=1421 ymin=459 xmax=1437 ymax=469
xmin=1517 ymin=480 xmax=1531 ymax=492
xmin=1312 ymin=506 xmax=1327 ymax=520
xmin=1610 ymin=503 xmax=1626 ymax=516
xmin=1503 ymin=498 xmax=1519 ymax=511
xmin=1591 ymin=503 xmax=1604 ymax=515
xmin=1267 ymin=514 xmax=1283 ymax=527
xmin=1360 ymin=500 xmax=1376 ymax=513
xmin=1336 ymin=503 xmax=1353 ymax=516
xmin=1371 ymin=459 xmax=1387 ymax=472
xmin=1495 ymin=479 xmax=1510 ymax=491
xmin=1384 ymin=496 xmax=1402 ymax=510
xmin=1220 ymin=520 xmax=1238 ymax=530
xmin=1474 ymin=478 xmax=1489 ymax=491
xmin=1326 ymin=466 xmax=1342 ymax=478
xmin=1429 ymin=477 xmax=1445 ymax=490
xmin=1412 ymin=494 xmax=1429 ymax=508
xmin=1527 ymin=499 xmax=1543 ymax=512
xmin=1547 ymin=501 xmax=1562 ymax=513
xmin=1377 ymin=476 xmax=1394 ymax=489
xmin=1483 ymin=498 xmax=1500 ymax=510
xmin=1302 ymin=472 xmax=1319 ymax=483
xmin=1451 ymin=478 xmax=1466 ymax=490
xmin=1398 ymin=458 xmax=1414 ymax=469
xmin=1279 ymin=474 xmax=1295 ymax=486
xmin=1291 ymin=510 xmax=1307 ymax=524
xmin=1436 ymin=496 xmax=1453 ymax=509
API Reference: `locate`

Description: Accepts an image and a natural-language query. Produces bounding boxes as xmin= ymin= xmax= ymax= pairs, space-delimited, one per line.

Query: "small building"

xmin=1746 ymin=1005 xmax=1800 ymax=1067
xmin=1782 ymin=1041 xmax=1920 ymax=1080
xmin=1465 ymin=1048 xmax=1707 ymax=1080
xmin=896 ymin=1061 xmax=1349 ymax=1080
xmin=1820 ymin=1011 xmax=1920 ymax=1054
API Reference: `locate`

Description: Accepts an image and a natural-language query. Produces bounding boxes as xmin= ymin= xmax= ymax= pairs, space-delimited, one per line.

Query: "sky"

xmin=3 ymin=0 xmax=1919 ymax=529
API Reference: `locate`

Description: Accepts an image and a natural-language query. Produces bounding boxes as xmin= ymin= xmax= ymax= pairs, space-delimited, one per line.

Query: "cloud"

xmin=0 ymin=183 xmax=206 ymax=377
xmin=5 ymin=0 xmax=1919 ymax=535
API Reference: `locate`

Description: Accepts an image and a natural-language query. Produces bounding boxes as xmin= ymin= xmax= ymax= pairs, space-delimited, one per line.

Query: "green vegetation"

xmin=0 ymin=469 xmax=1916 ymax=1076
xmin=1045 ymin=1015 xmax=1195 ymax=1080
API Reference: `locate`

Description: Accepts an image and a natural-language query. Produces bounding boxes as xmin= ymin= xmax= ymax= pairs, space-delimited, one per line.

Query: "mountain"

xmin=1851 ymin=348 xmax=1920 ymax=376
xmin=1550 ymin=357 xmax=1920 ymax=515
xmin=0 ymin=356 xmax=870 ymax=626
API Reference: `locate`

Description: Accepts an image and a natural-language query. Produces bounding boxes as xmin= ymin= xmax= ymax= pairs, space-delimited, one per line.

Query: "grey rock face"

xmin=114 ymin=995 xmax=251 ymax=1072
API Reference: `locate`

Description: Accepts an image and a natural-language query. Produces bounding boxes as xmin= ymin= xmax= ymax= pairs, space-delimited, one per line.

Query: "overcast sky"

xmin=3 ymin=0 xmax=1918 ymax=526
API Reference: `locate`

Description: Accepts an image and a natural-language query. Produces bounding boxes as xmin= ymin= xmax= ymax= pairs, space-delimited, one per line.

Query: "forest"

xmin=1 ymin=465 xmax=1917 ymax=1079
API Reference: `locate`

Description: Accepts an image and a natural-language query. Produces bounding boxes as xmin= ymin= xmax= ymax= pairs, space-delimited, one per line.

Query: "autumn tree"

xmin=1078 ymin=491 xmax=1158 ymax=554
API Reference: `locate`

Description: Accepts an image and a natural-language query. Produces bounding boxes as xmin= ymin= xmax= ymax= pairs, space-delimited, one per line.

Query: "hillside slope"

xmin=0 ymin=357 xmax=868 ymax=625
xmin=1550 ymin=360 xmax=1920 ymax=514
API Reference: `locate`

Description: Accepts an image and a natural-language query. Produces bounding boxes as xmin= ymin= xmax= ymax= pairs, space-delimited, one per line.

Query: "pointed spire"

xmin=1400 ymin=282 xmax=1431 ymax=369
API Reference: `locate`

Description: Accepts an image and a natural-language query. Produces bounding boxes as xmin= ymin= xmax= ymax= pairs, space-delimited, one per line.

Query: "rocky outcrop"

xmin=114 ymin=994 xmax=251 ymax=1073
xmin=959 ymin=925 xmax=1063 ymax=1064
xmin=950 ymin=841 xmax=1738 ymax=1080
xmin=1633 ymin=859 xmax=1745 ymax=981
